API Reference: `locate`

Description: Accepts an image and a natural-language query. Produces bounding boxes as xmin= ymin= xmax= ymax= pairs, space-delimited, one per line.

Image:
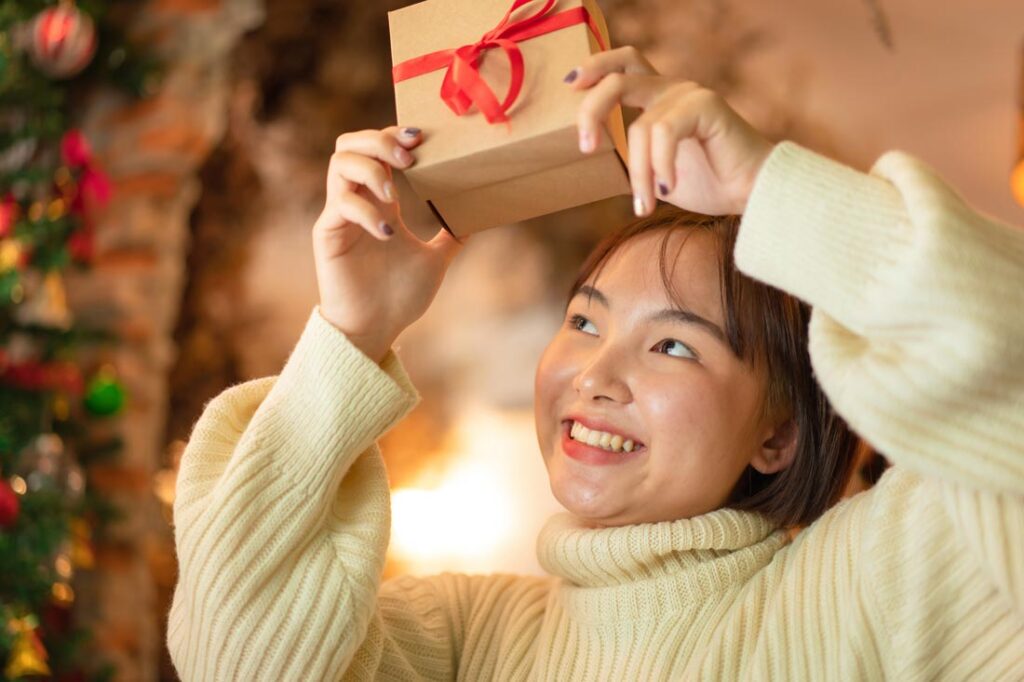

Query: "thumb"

xmin=427 ymin=227 xmax=467 ymax=266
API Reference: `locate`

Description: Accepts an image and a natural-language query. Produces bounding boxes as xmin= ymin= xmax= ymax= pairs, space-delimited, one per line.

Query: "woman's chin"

xmin=549 ymin=469 xmax=627 ymax=525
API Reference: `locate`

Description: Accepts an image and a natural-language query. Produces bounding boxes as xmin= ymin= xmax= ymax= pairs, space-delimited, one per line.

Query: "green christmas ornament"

xmin=83 ymin=368 xmax=126 ymax=416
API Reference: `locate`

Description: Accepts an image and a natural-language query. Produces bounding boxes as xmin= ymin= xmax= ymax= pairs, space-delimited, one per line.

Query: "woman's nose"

xmin=572 ymin=348 xmax=631 ymax=403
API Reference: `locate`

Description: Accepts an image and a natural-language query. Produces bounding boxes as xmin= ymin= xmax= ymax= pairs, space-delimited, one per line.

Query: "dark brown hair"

xmin=568 ymin=206 xmax=860 ymax=528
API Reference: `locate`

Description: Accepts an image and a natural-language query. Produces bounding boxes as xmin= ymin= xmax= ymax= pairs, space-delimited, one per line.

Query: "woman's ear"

xmin=751 ymin=418 xmax=798 ymax=475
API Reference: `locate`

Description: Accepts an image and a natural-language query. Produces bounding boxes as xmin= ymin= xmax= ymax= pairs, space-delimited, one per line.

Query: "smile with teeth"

xmin=569 ymin=421 xmax=641 ymax=454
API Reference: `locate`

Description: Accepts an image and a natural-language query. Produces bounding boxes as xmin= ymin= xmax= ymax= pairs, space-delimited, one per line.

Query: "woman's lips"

xmin=559 ymin=421 xmax=646 ymax=466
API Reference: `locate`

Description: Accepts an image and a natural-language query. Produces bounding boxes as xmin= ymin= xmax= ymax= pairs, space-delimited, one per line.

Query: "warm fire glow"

xmin=389 ymin=408 xmax=562 ymax=576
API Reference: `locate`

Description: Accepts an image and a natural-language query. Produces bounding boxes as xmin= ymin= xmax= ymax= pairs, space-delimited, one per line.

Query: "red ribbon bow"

xmin=392 ymin=0 xmax=605 ymax=124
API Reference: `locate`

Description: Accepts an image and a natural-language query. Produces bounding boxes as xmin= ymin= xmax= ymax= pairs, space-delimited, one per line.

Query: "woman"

xmin=167 ymin=47 xmax=1024 ymax=679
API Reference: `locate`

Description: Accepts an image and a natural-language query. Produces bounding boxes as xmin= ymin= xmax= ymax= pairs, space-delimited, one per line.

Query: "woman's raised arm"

xmin=167 ymin=126 xmax=467 ymax=679
xmin=166 ymin=310 xmax=450 ymax=679
xmin=736 ymin=143 xmax=1024 ymax=496
xmin=736 ymin=143 xmax=1024 ymax=677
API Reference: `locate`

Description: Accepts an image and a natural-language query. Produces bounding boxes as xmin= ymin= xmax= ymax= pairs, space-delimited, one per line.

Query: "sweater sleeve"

xmin=736 ymin=143 xmax=1024 ymax=675
xmin=167 ymin=309 xmax=455 ymax=680
xmin=737 ymin=142 xmax=1024 ymax=494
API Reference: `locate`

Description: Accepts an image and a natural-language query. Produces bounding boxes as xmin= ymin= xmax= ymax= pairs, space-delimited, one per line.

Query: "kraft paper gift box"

xmin=388 ymin=0 xmax=630 ymax=237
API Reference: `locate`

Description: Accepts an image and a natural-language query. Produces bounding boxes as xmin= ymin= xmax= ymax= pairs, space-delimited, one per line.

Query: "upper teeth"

xmin=570 ymin=421 xmax=636 ymax=453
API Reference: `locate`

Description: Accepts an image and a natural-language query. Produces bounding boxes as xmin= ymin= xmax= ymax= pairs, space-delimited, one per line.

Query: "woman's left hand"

xmin=565 ymin=46 xmax=774 ymax=217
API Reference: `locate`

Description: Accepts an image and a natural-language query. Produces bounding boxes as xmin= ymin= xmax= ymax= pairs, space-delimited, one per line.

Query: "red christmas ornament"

xmin=0 ymin=195 xmax=17 ymax=238
xmin=0 ymin=477 xmax=19 ymax=529
xmin=28 ymin=4 xmax=98 ymax=79
xmin=61 ymin=130 xmax=112 ymax=214
xmin=80 ymin=166 xmax=112 ymax=206
xmin=60 ymin=130 xmax=93 ymax=168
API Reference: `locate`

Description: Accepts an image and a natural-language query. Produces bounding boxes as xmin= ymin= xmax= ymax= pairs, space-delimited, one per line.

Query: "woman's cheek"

xmin=639 ymin=373 xmax=721 ymax=443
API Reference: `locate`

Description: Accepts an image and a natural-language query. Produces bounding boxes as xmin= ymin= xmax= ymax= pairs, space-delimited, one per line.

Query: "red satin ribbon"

xmin=392 ymin=0 xmax=606 ymax=124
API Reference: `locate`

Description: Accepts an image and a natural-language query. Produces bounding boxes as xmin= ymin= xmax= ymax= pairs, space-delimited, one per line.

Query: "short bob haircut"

xmin=568 ymin=206 xmax=860 ymax=528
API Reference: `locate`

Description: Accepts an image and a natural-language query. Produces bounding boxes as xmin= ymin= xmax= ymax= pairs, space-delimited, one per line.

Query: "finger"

xmin=646 ymin=88 xmax=733 ymax=200
xmin=334 ymin=128 xmax=419 ymax=170
xmin=576 ymin=72 xmax=665 ymax=153
xmin=646 ymin=84 xmax=701 ymax=195
xmin=563 ymin=45 xmax=656 ymax=88
xmin=382 ymin=125 xmax=425 ymax=148
xmin=649 ymin=118 xmax=675 ymax=198
xmin=318 ymin=191 xmax=394 ymax=241
xmin=627 ymin=116 xmax=653 ymax=217
xmin=330 ymin=151 xmax=395 ymax=205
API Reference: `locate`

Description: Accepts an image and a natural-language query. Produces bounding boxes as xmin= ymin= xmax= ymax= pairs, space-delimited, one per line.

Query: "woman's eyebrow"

xmin=575 ymin=284 xmax=609 ymax=306
xmin=648 ymin=308 xmax=728 ymax=344
xmin=574 ymin=285 xmax=727 ymax=344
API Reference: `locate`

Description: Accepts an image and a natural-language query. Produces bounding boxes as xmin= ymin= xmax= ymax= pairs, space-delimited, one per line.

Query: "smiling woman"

xmin=534 ymin=208 xmax=859 ymax=528
xmin=167 ymin=45 xmax=1024 ymax=682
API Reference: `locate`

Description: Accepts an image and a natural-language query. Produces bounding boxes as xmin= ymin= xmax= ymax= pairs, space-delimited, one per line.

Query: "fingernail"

xmin=563 ymin=68 xmax=579 ymax=84
xmin=633 ymin=194 xmax=646 ymax=217
xmin=383 ymin=181 xmax=395 ymax=202
xmin=579 ymin=129 xmax=595 ymax=153
xmin=657 ymin=182 xmax=669 ymax=197
xmin=394 ymin=146 xmax=412 ymax=165
xmin=380 ymin=221 xmax=394 ymax=237
xmin=401 ymin=127 xmax=421 ymax=137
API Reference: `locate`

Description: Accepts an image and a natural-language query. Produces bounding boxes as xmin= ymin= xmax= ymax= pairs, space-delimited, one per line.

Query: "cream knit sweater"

xmin=167 ymin=143 xmax=1024 ymax=680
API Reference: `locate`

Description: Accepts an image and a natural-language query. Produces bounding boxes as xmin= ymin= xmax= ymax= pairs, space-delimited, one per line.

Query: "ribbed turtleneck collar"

xmin=536 ymin=507 xmax=788 ymax=623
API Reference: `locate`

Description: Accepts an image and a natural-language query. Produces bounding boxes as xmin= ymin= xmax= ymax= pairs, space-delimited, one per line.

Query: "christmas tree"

xmin=0 ymin=1 xmax=157 ymax=679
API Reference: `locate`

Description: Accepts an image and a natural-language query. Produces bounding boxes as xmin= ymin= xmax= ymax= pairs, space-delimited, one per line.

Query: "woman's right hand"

xmin=313 ymin=126 xmax=463 ymax=364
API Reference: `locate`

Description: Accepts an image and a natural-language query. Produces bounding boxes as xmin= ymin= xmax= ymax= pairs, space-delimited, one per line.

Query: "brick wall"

xmin=66 ymin=0 xmax=264 ymax=678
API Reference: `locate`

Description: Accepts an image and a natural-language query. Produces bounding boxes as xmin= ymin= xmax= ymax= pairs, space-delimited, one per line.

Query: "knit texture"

xmin=168 ymin=143 xmax=1024 ymax=680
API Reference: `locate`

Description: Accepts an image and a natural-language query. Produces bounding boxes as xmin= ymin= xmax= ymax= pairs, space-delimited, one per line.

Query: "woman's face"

xmin=534 ymin=229 xmax=788 ymax=527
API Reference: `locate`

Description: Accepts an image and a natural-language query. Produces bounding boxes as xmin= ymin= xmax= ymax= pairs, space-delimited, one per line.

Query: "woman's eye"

xmin=653 ymin=339 xmax=696 ymax=359
xmin=567 ymin=314 xmax=598 ymax=336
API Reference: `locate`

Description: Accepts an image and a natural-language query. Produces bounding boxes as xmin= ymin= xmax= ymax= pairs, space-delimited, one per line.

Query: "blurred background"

xmin=1 ymin=0 xmax=1022 ymax=679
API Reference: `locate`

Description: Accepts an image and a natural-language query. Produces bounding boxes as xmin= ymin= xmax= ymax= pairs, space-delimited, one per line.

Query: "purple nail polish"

xmin=402 ymin=127 xmax=421 ymax=137
xmin=380 ymin=222 xmax=394 ymax=237
xmin=563 ymin=68 xmax=579 ymax=83
xmin=657 ymin=182 xmax=669 ymax=196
